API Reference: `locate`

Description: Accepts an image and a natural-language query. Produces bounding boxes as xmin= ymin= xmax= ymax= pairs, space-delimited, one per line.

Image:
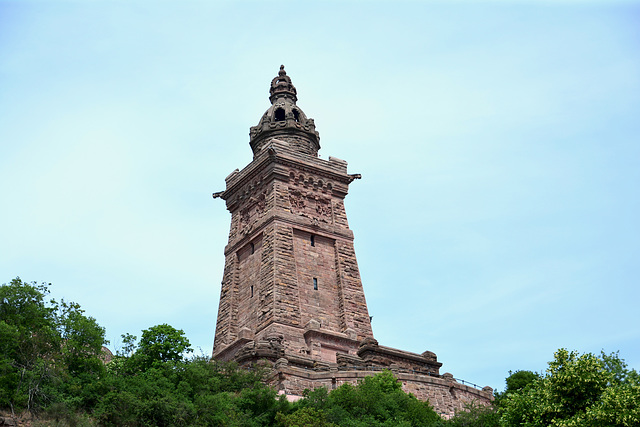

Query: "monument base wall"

xmin=268 ymin=361 xmax=492 ymax=418
xmin=214 ymin=335 xmax=493 ymax=418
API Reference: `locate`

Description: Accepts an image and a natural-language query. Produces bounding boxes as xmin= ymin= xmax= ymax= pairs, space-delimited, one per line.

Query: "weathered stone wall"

xmin=293 ymin=229 xmax=341 ymax=334
xmin=212 ymin=252 xmax=237 ymax=351
xmin=213 ymin=139 xmax=374 ymax=361
xmin=273 ymin=223 xmax=302 ymax=328
xmin=397 ymin=372 xmax=493 ymax=418
xmin=335 ymin=240 xmax=373 ymax=340
xmin=236 ymin=235 xmax=262 ymax=333
xmin=271 ymin=365 xmax=492 ymax=418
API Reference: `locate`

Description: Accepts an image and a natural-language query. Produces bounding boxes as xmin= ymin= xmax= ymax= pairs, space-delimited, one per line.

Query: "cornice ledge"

xmin=223 ymin=152 xmax=274 ymax=198
xmin=358 ymin=344 xmax=443 ymax=369
xmin=212 ymin=337 xmax=253 ymax=362
xmin=222 ymin=139 xmax=355 ymax=198
xmin=273 ymin=153 xmax=352 ymax=184
xmin=303 ymin=328 xmax=360 ymax=347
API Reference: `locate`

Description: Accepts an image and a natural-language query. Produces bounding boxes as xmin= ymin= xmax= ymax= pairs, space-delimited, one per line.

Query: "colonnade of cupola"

xmin=249 ymin=65 xmax=320 ymax=157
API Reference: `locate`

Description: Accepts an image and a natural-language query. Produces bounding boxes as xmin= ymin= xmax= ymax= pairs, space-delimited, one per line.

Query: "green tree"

xmin=578 ymin=377 xmax=640 ymax=426
xmin=0 ymin=278 xmax=60 ymax=411
xmin=129 ymin=323 xmax=193 ymax=371
xmin=93 ymin=356 xmax=288 ymax=426
xmin=499 ymin=348 xmax=640 ymax=427
xmin=0 ymin=278 xmax=107 ymax=414
xmin=285 ymin=370 xmax=440 ymax=427
xmin=2 ymin=278 xmax=295 ymax=425
xmin=601 ymin=350 xmax=640 ymax=385
xmin=118 ymin=332 xmax=138 ymax=357
xmin=445 ymin=402 xmax=499 ymax=427
xmin=56 ymin=299 xmax=107 ymax=377
xmin=504 ymin=370 xmax=538 ymax=393
xmin=492 ymin=369 xmax=539 ymax=409
xmin=276 ymin=406 xmax=336 ymax=427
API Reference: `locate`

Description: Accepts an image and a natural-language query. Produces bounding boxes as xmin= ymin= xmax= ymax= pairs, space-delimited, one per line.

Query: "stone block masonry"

xmin=211 ymin=66 xmax=493 ymax=416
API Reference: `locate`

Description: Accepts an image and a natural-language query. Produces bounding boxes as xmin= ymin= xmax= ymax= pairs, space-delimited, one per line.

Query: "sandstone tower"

xmin=212 ymin=66 xmax=493 ymax=415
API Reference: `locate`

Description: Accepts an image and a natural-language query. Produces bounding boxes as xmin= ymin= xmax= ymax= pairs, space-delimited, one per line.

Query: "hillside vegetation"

xmin=1 ymin=278 xmax=638 ymax=426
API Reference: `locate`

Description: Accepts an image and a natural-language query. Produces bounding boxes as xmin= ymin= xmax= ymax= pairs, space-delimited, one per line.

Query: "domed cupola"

xmin=249 ymin=65 xmax=321 ymax=157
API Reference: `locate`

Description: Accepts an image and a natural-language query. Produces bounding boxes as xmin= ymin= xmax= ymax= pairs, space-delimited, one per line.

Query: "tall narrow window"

xmin=251 ymin=285 xmax=254 ymax=298
xmin=313 ymin=277 xmax=318 ymax=290
xmin=250 ymin=242 xmax=255 ymax=254
xmin=310 ymin=235 xmax=315 ymax=247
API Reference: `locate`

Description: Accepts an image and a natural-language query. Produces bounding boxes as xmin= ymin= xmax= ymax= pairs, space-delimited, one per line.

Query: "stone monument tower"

xmin=212 ymin=65 xmax=372 ymax=364
xmin=212 ymin=66 xmax=493 ymax=415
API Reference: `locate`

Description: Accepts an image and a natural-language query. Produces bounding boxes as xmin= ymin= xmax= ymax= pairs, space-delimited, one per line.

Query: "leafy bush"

xmin=4 ymin=278 xmax=638 ymax=427
xmin=0 ymin=278 xmax=106 ymax=413
xmin=499 ymin=349 xmax=640 ymax=427
xmin=282 ymin=370 xmax=441 ymax=427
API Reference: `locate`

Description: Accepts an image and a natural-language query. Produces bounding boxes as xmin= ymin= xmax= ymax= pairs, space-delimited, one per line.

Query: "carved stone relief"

xmin=289 ymin=189 xmax=307 ymax=214
xmin=287 ymin=170 xmax=334 ymax=223
xmin=232 ymin=176 xmax=269 ymax=237
xmin=288 ymin=188 xmax=332 ymax=223
xmin=315 ymin=198 xmax=331 ymax=218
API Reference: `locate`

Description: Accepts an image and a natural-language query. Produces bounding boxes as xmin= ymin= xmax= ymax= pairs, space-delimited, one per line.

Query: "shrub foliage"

xmin=2 ymin=277 xmax=638 ymax=426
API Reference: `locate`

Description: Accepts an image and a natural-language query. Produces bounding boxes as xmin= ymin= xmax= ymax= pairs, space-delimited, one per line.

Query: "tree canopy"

xmin=499 ymin=349 xmax=640 ymax=427
xmin=278 ymin=370 xmax=440 ymax=427
xmin=3 ymin=277 xmax=639 ymax=427
xmin=0 ymin=278 xmax=107 ymax=413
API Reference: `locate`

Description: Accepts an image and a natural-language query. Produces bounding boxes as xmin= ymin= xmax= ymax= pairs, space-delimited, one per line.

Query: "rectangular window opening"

xmin=313 ymin=277 xmax=318 ymax=290
xmin=250 ymin=285 xmax=254 ymax=298
xmin=310 ymin=235 xmax=315 ymax=247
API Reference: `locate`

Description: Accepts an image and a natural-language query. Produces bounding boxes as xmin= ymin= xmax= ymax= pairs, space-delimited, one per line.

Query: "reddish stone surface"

xmin=212 ymin=66 xmax=493 ymax=417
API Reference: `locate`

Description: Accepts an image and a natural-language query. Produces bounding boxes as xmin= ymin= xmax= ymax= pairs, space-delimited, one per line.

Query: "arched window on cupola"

xmin=275 ymin=108 xmax=285 ymax=121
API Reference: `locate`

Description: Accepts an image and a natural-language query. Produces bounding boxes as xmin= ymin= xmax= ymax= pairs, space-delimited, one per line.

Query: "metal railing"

xmin=453 ymin=377 xmax=483 ymax=390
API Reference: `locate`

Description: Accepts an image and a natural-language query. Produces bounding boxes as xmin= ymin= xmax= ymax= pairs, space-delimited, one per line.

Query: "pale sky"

xmin=1 ymin=0 xmax=639 ymax=391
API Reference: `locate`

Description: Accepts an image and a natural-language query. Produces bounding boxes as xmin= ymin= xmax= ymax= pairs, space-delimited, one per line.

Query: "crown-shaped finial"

xmin=269 ymin=65 xmax=297 ymax=104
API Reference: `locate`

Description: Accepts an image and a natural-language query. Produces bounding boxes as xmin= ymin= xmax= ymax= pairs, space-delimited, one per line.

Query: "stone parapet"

xmin=357 ymin=338 xmax=442 ymax=375
xmin=223 ymin=338 xmax=493 ymax=417
xmin=268 ymin=360 xmax=493 ymax=418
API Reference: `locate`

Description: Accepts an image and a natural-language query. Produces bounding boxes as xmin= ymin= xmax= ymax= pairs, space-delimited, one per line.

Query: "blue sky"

xmin=1 ymin=0 xmax=639 ymax=391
